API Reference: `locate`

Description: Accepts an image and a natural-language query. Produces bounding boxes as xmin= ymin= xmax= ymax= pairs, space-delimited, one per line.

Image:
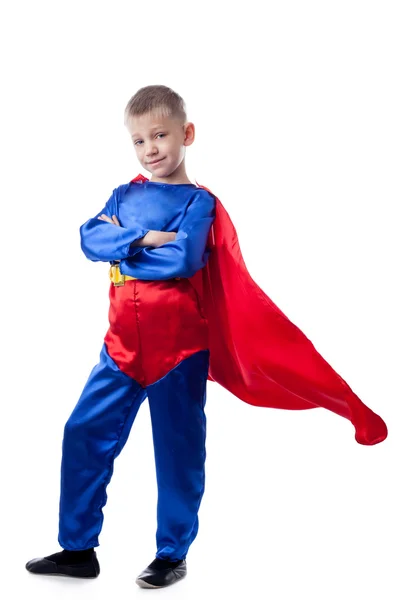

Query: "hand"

xmin=98 ymin=214 xmax=121 ymax=226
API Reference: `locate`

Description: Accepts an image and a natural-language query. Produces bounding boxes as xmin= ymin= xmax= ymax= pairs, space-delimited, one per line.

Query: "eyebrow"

xmin=131 ymin=125 xmax=166 ymax=137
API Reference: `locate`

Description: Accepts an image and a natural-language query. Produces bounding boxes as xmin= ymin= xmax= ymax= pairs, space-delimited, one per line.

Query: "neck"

xmin=149 ymin=160 xmax=192 ymax=185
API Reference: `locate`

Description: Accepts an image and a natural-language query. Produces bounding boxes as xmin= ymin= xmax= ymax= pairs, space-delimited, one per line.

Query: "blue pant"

xmin=58 ymin=343 xmax=210 ymax=560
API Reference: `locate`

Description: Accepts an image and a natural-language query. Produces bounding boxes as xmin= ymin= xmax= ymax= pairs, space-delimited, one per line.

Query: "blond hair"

xmin=124 ymin=85 xmax=187 ymax=126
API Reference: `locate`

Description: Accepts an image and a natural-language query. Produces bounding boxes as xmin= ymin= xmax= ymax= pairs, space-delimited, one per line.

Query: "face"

xmin=125 ymin=111 xmax=195 ymax=181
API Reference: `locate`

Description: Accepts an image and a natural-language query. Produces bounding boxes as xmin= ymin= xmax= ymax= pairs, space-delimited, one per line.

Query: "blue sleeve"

xmin=79 ymin=187 xmax=150 ymax=262
xmin=119 ymin=191 xmax=216 ymax=280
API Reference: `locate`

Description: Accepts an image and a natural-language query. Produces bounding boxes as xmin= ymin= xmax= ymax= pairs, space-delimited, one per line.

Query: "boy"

xmin=26 ymin=85 xmax=215 ymax=588
xmin=26 ymin=84 xmax=387 ymax=589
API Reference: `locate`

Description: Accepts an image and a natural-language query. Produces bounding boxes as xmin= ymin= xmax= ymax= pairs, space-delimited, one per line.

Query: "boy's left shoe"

xmin=135 ymin=557 xmax=187 ymax=588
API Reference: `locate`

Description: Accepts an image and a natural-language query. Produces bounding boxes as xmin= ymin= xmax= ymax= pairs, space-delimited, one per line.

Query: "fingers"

xmin=97 ymin=214 xmax=121 ymax=226
xmin=98 ymin=214 xmax=112 ymax=222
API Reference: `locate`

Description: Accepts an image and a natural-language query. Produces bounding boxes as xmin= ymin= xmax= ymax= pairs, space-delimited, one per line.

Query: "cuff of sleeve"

xmin=128 ymin=244 xmax=146 ymax=257
xmin=123 ymin=229 xmax=150 ymax=257
xmin=119 ymin=260 xmax=133 ymax=276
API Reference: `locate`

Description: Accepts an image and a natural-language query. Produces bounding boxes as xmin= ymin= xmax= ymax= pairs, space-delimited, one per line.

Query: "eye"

xmin=134 ymin=134 xmax=165 ymax=146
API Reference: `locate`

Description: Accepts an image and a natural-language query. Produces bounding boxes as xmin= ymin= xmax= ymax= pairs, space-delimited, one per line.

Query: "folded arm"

xmin=119 ymin=191 xmax=216 ymax=280
xmin=79 ymin=188 xmax=150 ymax=262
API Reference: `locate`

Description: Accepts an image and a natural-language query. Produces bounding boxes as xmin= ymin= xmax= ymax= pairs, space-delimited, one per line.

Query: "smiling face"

xmin=125 ymin=110 xmax=195 ymax=183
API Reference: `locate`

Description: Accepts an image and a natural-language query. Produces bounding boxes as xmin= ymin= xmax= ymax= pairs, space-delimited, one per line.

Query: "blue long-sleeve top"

xmin=80 ymin=179 xmax=216 ymax=280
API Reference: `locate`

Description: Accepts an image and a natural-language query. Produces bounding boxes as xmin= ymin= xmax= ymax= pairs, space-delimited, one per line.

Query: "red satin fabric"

xmin=104 ymin=277 xmax=208 ymax=387
xmin=193 ymin=181 xmax=388 ymax=446
xmin=125 ymin=174 xmax=387 ymax=445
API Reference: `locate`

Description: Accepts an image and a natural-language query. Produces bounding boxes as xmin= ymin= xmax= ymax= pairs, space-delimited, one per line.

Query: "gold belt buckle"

xmin=110 ymin=264 xmax=181 ymax=285
xmin=109 ymin=264 xmax=125 ymax=286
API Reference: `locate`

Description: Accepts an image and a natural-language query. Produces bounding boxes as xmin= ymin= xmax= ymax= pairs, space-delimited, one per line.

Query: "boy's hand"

xmin=98 ymin=214 xmax=121 ymax=226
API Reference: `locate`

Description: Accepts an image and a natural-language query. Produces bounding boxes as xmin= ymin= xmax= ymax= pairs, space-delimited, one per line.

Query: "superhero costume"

xmin=58 ymin=173 xmax=387 ymax=559
xmin=59 ymin=177 xmax=215 ymax=558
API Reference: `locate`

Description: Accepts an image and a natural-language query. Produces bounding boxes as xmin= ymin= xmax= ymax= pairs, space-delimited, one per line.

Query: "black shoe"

xmin=135 ymin=557 xmax=187 ymax=588
xmin=25 ymin=549 xmax=100 ymax=578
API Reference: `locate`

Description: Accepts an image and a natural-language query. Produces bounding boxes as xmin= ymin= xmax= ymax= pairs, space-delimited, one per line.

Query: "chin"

xmin=145 ymin=162 xmax=168 ymax=174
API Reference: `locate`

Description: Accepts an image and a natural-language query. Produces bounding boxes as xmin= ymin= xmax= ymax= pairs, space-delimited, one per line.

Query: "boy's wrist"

xmin=131 ymin=230 xmax=156 ymax=248
xmin=142 ymin=231 xmax=156 ymax=246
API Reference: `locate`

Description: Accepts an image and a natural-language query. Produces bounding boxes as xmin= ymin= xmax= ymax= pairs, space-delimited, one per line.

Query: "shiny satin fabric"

xmin=104 ymin=277 xmax=209 ymax=387
xmin=59 ymin=343 xmax=210 ymax=559
xmin=192 ymin=177 xmax=388 ymax=445
xmin=67 ymin=179 xmax=215 ymax=558
xmin=126 ymin=174 xmax=387 ymax=445
xmin=80 ymin=179 xmax=215 ymax=279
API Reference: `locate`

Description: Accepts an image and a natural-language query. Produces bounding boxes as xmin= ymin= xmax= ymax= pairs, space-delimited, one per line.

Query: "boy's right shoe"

xmin=25 ymin=549 xmax=100 ymax=578
xmin=135 ymin=557 xmax=187 ymax=588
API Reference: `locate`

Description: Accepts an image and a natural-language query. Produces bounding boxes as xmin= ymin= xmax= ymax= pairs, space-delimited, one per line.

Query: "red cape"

xmin=133 ymin=174 xmax=388 ymax=446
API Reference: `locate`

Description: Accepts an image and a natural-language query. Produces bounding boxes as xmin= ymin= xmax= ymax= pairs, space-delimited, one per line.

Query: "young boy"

xmin=26 ymin=84 xmax=387 ymax=589
xmin=26 ymin=85 xmax=216 ymax=588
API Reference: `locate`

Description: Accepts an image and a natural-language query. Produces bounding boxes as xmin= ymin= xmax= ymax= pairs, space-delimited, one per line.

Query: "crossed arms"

xmin=80 ymin=190 xmax=216 ymax=280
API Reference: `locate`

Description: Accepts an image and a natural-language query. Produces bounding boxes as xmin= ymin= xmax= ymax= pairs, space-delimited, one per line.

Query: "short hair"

xmin=124 ymin=85 xmax=187 ymax=126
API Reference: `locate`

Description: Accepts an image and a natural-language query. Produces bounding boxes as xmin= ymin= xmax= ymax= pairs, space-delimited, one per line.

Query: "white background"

xmin=1 ymin=1 xmax=399 ymax=598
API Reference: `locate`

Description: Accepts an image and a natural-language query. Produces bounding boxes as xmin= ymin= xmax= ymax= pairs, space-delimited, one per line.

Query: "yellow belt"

xmin=109 ymin=264 xmax=136 ymax=286
xmin=109 ymin=264 xmax=180 ymax=286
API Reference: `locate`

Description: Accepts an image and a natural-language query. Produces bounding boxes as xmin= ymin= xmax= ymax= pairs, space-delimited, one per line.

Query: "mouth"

xmin=147 ymin=157 xmax=165 ymax=166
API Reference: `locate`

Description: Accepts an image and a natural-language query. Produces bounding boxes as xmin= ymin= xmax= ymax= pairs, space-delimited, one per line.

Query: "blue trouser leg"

xmin=58 ymin=343 xmax=147 ymax=550
xmin=146 ymin=349 xmax=210 ymax=561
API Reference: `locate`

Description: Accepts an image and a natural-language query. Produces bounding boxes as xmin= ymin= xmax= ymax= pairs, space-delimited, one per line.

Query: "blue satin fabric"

xmin=58 ymin=343 xmax=210 ymax=561
xmin=80 ymin=180 xmax=216 ymax=279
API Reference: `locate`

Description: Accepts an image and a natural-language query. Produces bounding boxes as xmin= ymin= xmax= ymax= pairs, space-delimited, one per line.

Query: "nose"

xmin=145 ymin=144 xmax=159 ymax=158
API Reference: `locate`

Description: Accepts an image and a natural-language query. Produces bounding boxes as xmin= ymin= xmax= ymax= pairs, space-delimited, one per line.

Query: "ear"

xmin=183 ymin=122 xmax=195 ymax=147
